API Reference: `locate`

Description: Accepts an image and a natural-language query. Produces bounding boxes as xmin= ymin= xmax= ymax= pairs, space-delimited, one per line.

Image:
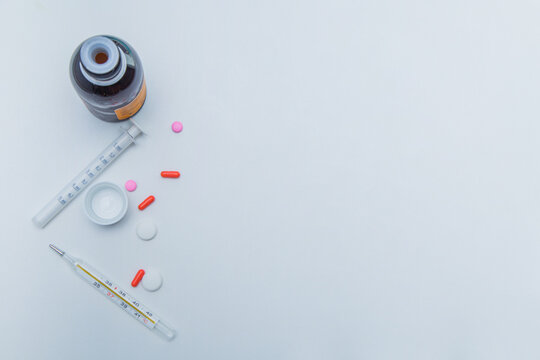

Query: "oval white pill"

xmin=142 ymin=268 xmax=163 ymax=292
xmin=136 ymin=219 xmax=157 ymax=241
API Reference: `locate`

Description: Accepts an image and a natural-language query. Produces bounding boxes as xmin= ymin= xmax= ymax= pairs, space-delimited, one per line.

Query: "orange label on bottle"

xmin=114 ymin=79 xmax=147 ymax=120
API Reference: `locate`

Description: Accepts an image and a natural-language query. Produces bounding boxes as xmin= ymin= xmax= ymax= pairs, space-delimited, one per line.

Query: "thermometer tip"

xmin=49 ymin=244 xmax=65 ymax=256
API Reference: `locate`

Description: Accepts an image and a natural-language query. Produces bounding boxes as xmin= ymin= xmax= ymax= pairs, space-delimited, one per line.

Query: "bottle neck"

xmin=79 ymin=50 xmax=127 ymax=87
xmin=78 ymin=35 xmax=127 ymax=86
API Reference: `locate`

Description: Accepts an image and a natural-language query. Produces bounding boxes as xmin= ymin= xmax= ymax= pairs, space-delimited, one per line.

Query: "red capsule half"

xmin=161 ymin=171 xmax=180 ymax=178
xmin=131 ymin=269 xmax=145 ymax=287
xmin=138 ymin=195 xmax=155 ymax=210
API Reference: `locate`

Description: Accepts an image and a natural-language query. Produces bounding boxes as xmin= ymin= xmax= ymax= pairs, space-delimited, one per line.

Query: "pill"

xmin=125 ymin=180 xmax=137 ymax=192
xmin=142 ymin=268 xmax=163 ymax=292
xmin=131 ymin=269 xmax=145 ymax=287
xmin=136 ymin=219 xmax=158 ymax=240
xmin=138 ymin=195 xmax=155 ymax=210
xmin=171 ymin=121 xmax=183 ymax=133
xmin=161 ymin=171 xmax=180 ymax=178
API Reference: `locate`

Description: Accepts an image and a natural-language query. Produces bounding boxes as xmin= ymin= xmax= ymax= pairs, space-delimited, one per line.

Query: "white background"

xmin=1 ymin=0 xmax=540 ymax=359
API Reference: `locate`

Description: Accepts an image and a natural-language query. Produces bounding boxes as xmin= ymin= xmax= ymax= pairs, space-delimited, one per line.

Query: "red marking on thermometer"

xmin=161 ymin=171 xmax=180 ymax=178
xmin=131 ymin=269 xmax=145 ymax=287
xmin=138 ymin=196 xmax=155 ymax=210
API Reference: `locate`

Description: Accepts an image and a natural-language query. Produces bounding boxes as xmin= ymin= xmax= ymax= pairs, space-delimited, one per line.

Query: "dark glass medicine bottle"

xmin=70 ymin=35 xmax=146 ymax=122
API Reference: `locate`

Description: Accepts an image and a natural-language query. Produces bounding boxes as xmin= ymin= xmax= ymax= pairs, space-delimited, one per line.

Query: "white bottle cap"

xmin=84 ymin=182 xmax=128 ymax=225
xmin=80 ymin=36 xmax=120 ymax=75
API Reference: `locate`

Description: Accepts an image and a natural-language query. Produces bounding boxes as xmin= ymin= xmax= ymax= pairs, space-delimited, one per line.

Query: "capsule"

xmin=161 ymin=171 xmax=180 ymax=178
xmin=138 ymin=195 xmax=155 ymax=210
xmin=131 ymin=269 xmax=145 ymax=287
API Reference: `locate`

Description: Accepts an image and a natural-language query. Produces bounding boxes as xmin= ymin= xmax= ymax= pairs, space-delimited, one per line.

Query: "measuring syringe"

xmin=32 ymin=123 xmax=142 ymax=228
xmin=49 ymin=244 xmax=176 ymax=340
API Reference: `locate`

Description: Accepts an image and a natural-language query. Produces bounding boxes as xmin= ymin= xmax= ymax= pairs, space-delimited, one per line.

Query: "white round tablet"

xmin=142 ymin=268 xmax=163 ymax=292
xmin=136 ymin=219 xmax=157 ymax=241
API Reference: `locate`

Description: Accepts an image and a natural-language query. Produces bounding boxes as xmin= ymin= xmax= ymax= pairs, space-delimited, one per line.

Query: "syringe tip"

xmin=49 ymin=244 xmax=65 ymax=256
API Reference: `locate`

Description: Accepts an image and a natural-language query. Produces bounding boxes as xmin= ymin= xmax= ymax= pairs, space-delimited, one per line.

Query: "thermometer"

xmin=49 ymin=244 xmax=176 ymax=341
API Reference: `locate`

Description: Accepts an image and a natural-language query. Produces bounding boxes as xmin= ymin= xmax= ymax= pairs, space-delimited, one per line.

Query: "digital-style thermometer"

xmin=49 ymin=244 xmax=176 ymax=341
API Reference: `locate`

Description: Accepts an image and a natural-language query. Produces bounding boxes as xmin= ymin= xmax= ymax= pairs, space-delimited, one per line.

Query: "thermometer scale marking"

xmin=76 ymin=263 xmax=158 ymax=328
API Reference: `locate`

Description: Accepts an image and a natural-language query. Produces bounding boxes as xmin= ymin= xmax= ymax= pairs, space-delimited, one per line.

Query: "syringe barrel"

xmin=32 ymin=125 xmax=141 ymax=228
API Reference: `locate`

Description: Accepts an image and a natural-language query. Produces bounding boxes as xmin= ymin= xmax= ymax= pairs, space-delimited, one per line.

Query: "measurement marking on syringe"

xmin=76 ymin=264 xmax=156 ymax=324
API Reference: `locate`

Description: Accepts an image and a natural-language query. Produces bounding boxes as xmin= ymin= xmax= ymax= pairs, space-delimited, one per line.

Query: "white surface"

xmin=142 ymin=268 xmax=164 ymax=292
xmin=137 ymin=219 xmax=158 ymax=241
xmin=2 ymin=0 xmax=540 ymax=359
